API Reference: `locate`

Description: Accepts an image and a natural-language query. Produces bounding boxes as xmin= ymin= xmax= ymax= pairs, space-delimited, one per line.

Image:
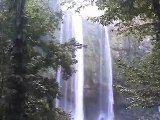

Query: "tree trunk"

xmin=152 ymin=0 xmax=160 ymax=42
xmin=152 ymin=0 xmax=160 ymax=20
xmin=7 ymin=0 xmax=27 ymax=120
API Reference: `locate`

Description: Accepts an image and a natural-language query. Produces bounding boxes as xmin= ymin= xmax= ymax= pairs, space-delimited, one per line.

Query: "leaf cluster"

xmin=0 ymin=0 xmax=81 ymax=119
xmin=115 ymin=47 xmax=160 ymax=108
xmin=95 ymin=0 xmax=159 ymax=40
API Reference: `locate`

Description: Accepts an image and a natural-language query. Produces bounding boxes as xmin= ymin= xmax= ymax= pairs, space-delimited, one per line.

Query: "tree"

xmin=0 ymin=0 xmax=82 ymax=119
xmin=93 ymin=0 xmax=160 ymax=108
xmin=62 ymin=0 xmax=160 ymax=39
xmin=95 ymin=0 xmax=160 ymax=41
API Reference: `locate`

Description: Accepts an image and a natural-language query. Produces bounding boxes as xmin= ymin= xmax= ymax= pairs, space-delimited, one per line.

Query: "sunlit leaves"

xmin=25 ymin=0 xmax=62 ymax=40
xmin=95 ymin=0 xmax=158 ymax=40
xmin=116 ymin=47 xmax=160 ymax=108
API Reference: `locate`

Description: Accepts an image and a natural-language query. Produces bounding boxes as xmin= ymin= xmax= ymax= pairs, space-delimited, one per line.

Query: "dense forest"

xmin=1 ymin=0 xmax=160 ymax=120
xmin=0 ymin=0 xmax=82 ymax=119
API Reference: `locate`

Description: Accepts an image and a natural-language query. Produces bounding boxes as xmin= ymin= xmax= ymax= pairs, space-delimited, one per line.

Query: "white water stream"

xmin=55 ymin=1 xmax=114 ymax=120
xmin=72 ymin=13 xmax=84 ymax=120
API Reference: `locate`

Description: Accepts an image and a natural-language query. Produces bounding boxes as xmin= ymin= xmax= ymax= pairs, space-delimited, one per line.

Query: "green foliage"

xmin=0 ymin=0 xmax=81 ymax=119
xmin=62 ymin=0 xmax=160 ymax=39
xmin=54 ymin=108 xmax=70 ymax=120
xmin=25 ymin=0 xmax=62 ymax=40
xmin=95 ymin=0 xmax=160 ymax=40
xmin=115 ymin=46 xmax=160 ymax=108
xmin=93 ymin=0 xmax=160 ymax=108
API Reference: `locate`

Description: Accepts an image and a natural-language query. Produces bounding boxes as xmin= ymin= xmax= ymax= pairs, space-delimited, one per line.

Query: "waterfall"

xmin=56 ymin=12 xmax=84 ymax=120
xmin=56 ymin=5 xmax=114 ymax=120
xmin=72 ymin=13 xmax=84 ymax=120
xmin=56 ymin=12 xmax=74 ymax=112
xmin=98 ymin=25 xmax=114 ymax=120
xmin=104 ymin=27 xmax=114 ymax=120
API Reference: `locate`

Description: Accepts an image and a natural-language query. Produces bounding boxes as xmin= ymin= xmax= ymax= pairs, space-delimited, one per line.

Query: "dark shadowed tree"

xmin=0 ymin=0 xmax=82 ymax=120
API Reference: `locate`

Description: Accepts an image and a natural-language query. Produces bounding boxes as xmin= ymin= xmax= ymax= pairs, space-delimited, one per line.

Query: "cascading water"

xmin=72 ymin=13 xmax=84 ymax=120
xmin=56 ymin=12 xmax=74 ymax=112
xmin=56 ymin=11 xmax=84 ymax=120
xmin=98 ymin=25 xmax=114 ymax=120
xmin=55 ymin=1 xmax=114 ymax=120
xmin=104 ymin=27 xmax=114 ymax=120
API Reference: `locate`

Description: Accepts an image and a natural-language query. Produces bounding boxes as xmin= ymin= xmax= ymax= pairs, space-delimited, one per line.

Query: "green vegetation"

xmin=95 ymin=0 xmax=160 ymax=39
xmin=0 ymin=0 xmax=81 ymax=119
xmin=1 ymin=0 xmax=160 ymax=119
xmin=95 ymin=0 xmax=160 ymax=108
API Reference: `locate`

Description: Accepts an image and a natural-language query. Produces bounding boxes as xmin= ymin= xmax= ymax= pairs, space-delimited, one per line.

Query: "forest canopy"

xmin=0 ymin=0 xmax=82 ymax=120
